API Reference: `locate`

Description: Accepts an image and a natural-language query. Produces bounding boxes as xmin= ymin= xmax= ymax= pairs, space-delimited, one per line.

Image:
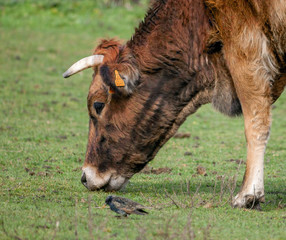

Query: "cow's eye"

xmin=93 ymin=102 xmax=105 ymax=115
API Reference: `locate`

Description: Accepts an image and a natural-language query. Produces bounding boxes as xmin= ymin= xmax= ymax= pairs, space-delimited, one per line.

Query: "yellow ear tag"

xmin=115 ymin=70 xmax=125 ymax=87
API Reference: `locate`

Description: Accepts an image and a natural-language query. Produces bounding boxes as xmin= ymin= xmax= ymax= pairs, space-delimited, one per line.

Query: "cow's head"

xmin=63 ymin=39 xmax=213 ymax=191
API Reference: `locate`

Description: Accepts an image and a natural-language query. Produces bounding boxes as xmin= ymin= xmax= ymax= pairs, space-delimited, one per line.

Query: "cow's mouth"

xmin=81 ymin=166 xmax=129 ymax=191
xmin=104 ymin=176 xmax=129 ymax=191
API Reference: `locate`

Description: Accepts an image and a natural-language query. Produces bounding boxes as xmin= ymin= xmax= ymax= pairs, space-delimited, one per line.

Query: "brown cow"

xmin=63 ymin=0 xmax=286 ymax=209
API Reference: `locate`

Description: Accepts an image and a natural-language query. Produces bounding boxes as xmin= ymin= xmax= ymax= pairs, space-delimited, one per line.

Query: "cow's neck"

xmin=127 ymin=0 xmax=215 ymax=90
xmin=125 ymin=0 xmax=217 ymax=161
xmin=127 ymin=0 xmax=215 ymax=109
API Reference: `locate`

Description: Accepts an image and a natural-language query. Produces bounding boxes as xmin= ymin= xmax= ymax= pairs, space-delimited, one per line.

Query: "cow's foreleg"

xmin=232 ymin=98 xmax=271 ymax=209
xmin=229 ymin=65 xmax=272 ymax=209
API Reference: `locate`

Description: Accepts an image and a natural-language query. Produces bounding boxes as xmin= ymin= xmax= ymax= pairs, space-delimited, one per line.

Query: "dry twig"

xmin=74 ymin=198 xmax=78 ymax=240
xmin=88 ymin=195 xmax=94 ymax=240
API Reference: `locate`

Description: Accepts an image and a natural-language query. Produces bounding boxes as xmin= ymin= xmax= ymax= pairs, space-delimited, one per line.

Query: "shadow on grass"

xmin=121 ymin=175 xmax=286 ymax=211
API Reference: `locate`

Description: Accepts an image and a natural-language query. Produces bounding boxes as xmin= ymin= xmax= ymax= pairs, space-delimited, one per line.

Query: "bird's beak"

xmin=95 ymin=204 xmax=108 ymax=209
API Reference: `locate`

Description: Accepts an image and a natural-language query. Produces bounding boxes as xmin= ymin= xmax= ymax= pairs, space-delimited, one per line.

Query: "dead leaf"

xmin=203 ymin=202 xmax=213 ymax=208
xmin=197 ymin=165 xmax=207 ymax=176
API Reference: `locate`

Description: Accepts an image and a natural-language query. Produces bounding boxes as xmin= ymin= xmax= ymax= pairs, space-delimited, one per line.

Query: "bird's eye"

xmin=93 ymin=102 xmax=105 ymax=115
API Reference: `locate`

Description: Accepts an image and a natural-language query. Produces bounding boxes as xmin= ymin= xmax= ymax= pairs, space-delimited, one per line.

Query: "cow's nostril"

xmin=81 ymin=172 xmax=87 ymax=187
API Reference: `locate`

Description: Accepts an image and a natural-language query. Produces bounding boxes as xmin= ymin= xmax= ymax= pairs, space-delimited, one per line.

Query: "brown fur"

xmin=80 ymin=0 xmax=285 ymax=208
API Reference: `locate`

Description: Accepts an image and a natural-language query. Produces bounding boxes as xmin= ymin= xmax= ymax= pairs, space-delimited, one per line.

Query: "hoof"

xmin=232 ymin=192 xmax=265 ymax=210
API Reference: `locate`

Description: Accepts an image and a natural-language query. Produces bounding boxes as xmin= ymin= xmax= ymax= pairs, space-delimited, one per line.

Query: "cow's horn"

xmin=63 ymin=55 xmax=104 ymax=78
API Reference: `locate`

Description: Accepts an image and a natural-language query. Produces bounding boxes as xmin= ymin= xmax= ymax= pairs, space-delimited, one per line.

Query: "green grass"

xmin=0 ymin=1 xmax=285 ymax=239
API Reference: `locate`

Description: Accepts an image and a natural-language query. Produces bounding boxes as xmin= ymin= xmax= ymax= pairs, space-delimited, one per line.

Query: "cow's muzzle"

xmin=81 ymin=166 xmax=129 ymax=191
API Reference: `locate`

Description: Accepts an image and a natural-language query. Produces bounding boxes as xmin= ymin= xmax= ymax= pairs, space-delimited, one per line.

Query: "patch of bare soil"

xmin=56 ymin=135 xmax=68 ymax=140
xmin=140 ymin=166 xmax=172 ymax=175
xmin=226 ymin=159 xmax=246 ymax=164
xmin=44 ymin=158 xmax=57 ymax=163
xmin=192 ymin=143 xmax=200 ymax=148
xmin=37 ymin=172 xmax=50 ymax=177
xmin=72 ymin=167 xmax=82 ymax=172
xmin=25 ymin=167 xmax=35 ymax=176
xmin=184 ymin=152 xmax=193 ymax=156
xmin=24 ymin=167 xmax=54 ymax=177
xmin=173 ymin=132 xmax=191 ymax=139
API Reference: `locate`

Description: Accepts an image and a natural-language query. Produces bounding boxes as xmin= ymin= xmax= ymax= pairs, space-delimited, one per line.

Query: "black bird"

xmin=105 ymin=195 xmax=148 ymax=217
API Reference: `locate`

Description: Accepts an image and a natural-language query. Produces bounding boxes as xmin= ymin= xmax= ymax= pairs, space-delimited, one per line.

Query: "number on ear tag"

xmin=115 ymin=70 xmax=125 ymax=87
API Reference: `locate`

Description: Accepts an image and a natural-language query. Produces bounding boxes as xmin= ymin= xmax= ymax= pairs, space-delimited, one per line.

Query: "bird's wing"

xmin=133 ymin=209 xmax=149 ymax=215
xmin=120 ymin=208 xmax=133 ymax=215
xmin=112 ymin=198 xmax=127 ymax=209
xmin=112 ymin=196 xmax=148 ymax=214
xmin=132 ymin=203 xmax=146 ymax=209
xmin=113 ymin=196 xmax=145 ymax=209
xmin=109 ymin=203 xmax=127 ymax=216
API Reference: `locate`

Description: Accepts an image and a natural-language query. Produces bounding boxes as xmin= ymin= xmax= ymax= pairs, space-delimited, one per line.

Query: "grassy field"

xmin=0 ymin=1 xmax=285 ymax=239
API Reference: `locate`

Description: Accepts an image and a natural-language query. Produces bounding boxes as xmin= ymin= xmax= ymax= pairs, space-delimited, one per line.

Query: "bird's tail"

xmin=134 ymin=209 xmax=148 ymax=215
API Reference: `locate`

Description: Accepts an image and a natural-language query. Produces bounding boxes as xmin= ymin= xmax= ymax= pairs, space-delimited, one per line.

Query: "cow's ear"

xmin=99 ymin=62 xmax=139 ymax=96
xmin=96 ymin=42 xmax=140 ymax=96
